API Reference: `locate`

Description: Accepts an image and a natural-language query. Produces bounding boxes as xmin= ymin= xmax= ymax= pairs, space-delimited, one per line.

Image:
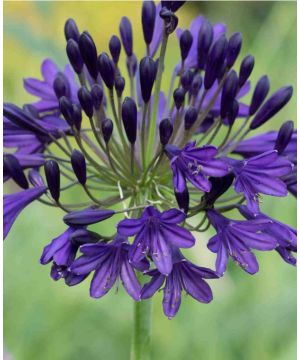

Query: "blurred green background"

xmin=4 ymin=1 xmax=296 ymax=360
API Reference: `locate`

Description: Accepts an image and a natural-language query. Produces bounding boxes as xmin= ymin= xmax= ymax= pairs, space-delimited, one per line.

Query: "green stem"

xmin=131 ymin=291 xmax=152 ymax=360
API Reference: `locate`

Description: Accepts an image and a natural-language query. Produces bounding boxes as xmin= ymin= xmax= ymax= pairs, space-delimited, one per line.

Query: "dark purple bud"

xmin=109 ymin=35 xmax=121 ymax=64
xmin=139 ymin=56 xmax=156 ymax=103
xmin=226 ymin=32 xmax=242 ymax=68
xmin=44 ymin=160 xmax=60 ymax=201
xmin=142 ymin=0 xmax=156 ymax=45
xmin=115 ymin=76 xmax=125 ymax=97
xmin=238 ymin=55 xmax=255 ymax=88
xmin=78 ymin=86 xmax=94 ymax=118
xmin=274 ymin=120 xmax=294 ymax=154
xmin=220 ymin=70 xmax=238 ymax=119
xmin=28 ymin=170 xmax=45 ymax=188
xmin=173 ymin=88 xmax=185 ymax=109
xmin=101 ymin=118 xmax=114 ymax=143
xmin=59 ymin=96 xmax=74 ymax=126
xmin=197 ymin=19 xmax=213 ymax=70
xmin=204 ymin=35 xmax=228 ymax=90
xmin=249 ymin=75 xmax=270 ymax=115
xmin=226 ymin=99 xmax=239 ymax=126
xmin=184 ymin=106 xmax=198 ymax=130
xmin=191 ymin=74 xmax=202 ymax=96
xmin=69 ymin=229 xmax=101 ymax=245
xmin=122 ymin=97 xmax=137 ymax=144
xmin=78 ymin=31 xmax=98 ymax=79
xmin=161 ymin=1 xmax=185 ymax=12
xmin=64 ymin=18 xmax=80 ymax=42
xmin=180 ymin=30 xmax=193 ymax=61
xmin=159 ymin=118 xmax=173 ymax=146
xmin=91 ymin=84 xmax=103 ymax=110
xmin=66 ymin=39 xmax=83 ymax=74
xmin=119 ymin=16 xmax=133 ymax=57
xmin=159 ymin=8 xmax=178 ymax=34
xmin=72 ymin=104 xmax=82 ymax=131
xmin=217 ymin=60 xmax=227 ymax=82
xmin=181 ymin=69 xmax=194 ymax=92
xmin=250 ymin=86 xmax=293 ymax=130
xmin=53 ymin=73 xmax=70 ymax=99
xmin=203 ymin=174 xmax=235 ymax=205
xmin=23 ymin=104 xmax=39 ymax=119
xmin=71 ymin=149 xmax=87 ymax=185
xmin=4 ymin=154 xmax=29 ymax=189
xmin=97 ymin=52 xmax=115 ymax=90
xmin=126 ymin=53 xmax=137 ymax=77
xmin=63 ymin=208 xmax=115 ymax=226
xmin=174 ymin=186 xmax=189 ymax=213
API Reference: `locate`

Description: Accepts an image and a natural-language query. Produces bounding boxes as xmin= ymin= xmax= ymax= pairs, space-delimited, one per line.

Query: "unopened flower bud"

xmin=203 ymin=174 xmax=235 ymax=206
xmin=122 ymin=97 xmax=137 ymax=144
xmin=161 ymin=1 xmax=185 ymax=12
xmin=180 ymin=30 xmax=193 ymax=62
xmin=204 ymin=35 xmax=228 ymax=90
xmin=64 ymin=208 xmax=115 ymax=226
xmin=173 ymin=88 xmax=185 ymax=109
xmin=197 ymin=19 xmax=213 ymax=70
xmin=174 ymin=186 xmax=189 ymax=213
xmin=91 ymin=84 xmax=103 ymax=110
xmin=250 ymin=86 xmax=293 ymax=130
xmin=97 ymin=53 xmax=115 ymax=90
xmin=115 ymin=76 xmax=125 ymax=97
xmin=109 ymin=35 xmax=121 ymax=64
xmin=127 ymin=54 xmax=137 ymax=77
xmin=78 ymin=86 xmax=94 ymax=118
xmin=142 ymin=0 xmax=156 ymax=45
xmin=28 ymin=170 xmax=45 ymax=188
xmin=79 ymin=31 xmax=98 ymax=79
xmin=220 ymin=70 xmax=238 ymax=119
xmin=71 ymin=149 xmax=87 ymax=185
xmin=159 ymin=118 xmax=173 ymax=146
xmin=4 ymin=154 xmax=29 ymax=189
xmin=226 ymin=99 xmax=239 ymax=126
xmin=72 ymin=104 xmax=82 ymax=131
xmin=249 ymin=75 xmax=270 ymax=116
xmin=226 ymin=32 xmax=242 ymax=68
xmin=59 ymin=96 xmax=74 ymax=126
xmin=159 ymin=8 xmax=178 ymax=34
xmin=66 ymin=39 xmax=83 ymax=74
xmin=53 ymin=73 xmax=70 ymax=99
xmin=119 ymin=17 xmax=133 ymax=57
xmin=139 ymin=56 xmax=156 ymax=103
xmin=181 ymin=69 xmax=194 ymax=92
xmin=274 ymin=120 xmax=294 ymax=154
xmin=44 ymin=160 xmax=60 ymax=201
xmin=184 ymin=107 xmax=198 ymax=130
xmin=191 ymin=74 xmax=202 ymax=96
xmin=238 ymin=55 xmax=254 ymax=88
xmin=102 ymin=118 xmax=114 ymax=143
xmin=64 ymin=18 xmax=80 ymax=42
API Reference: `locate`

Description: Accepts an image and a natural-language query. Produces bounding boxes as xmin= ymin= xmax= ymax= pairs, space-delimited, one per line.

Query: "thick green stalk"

xmin=131 ymin=296 xmax=152 ymax=360
xmin=146 ymin=32 xmax=168 ymax=165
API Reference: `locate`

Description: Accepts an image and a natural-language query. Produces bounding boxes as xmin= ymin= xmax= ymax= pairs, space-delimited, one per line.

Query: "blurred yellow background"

xmin=4 ymin=1 xmax=296 ymax=360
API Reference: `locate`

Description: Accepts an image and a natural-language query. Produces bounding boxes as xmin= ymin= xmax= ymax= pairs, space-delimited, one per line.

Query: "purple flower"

xmin=70 ymin=235 xmax=147 ymax=300
xmin=207 ymin=209 xmax=277 ymax=275
xmin=40 ymin=227 xmax=88 ymax=285
xmin=166 ymin=141 xmax=228 ymax=193
xmin=117 ymin=207 xmax=195 ymax=275
xmin=141 ymin=250 xmax=218 ymax=319
xmin=228 ymin=150 xmax=293 ymax=213
xmin=238 ymin=205 xmax=297 ymax=266
xmin=4 ymin=185 xmax=47 ymax=239
xmin=23 ymin=59 xmax=78 ymax=114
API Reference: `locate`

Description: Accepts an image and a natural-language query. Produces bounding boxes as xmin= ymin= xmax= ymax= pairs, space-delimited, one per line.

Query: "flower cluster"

xmin=4 ymin=1 xmax=296 ymax=319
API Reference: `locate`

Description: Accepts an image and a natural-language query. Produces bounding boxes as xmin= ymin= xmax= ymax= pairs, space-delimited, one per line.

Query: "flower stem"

xmin=131 ymin=297 xmax=152 ymax=360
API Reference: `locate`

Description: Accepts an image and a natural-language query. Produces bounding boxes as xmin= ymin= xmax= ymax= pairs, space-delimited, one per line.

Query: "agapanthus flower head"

xmin=4 ymin=1 xmax=296 ymax=319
